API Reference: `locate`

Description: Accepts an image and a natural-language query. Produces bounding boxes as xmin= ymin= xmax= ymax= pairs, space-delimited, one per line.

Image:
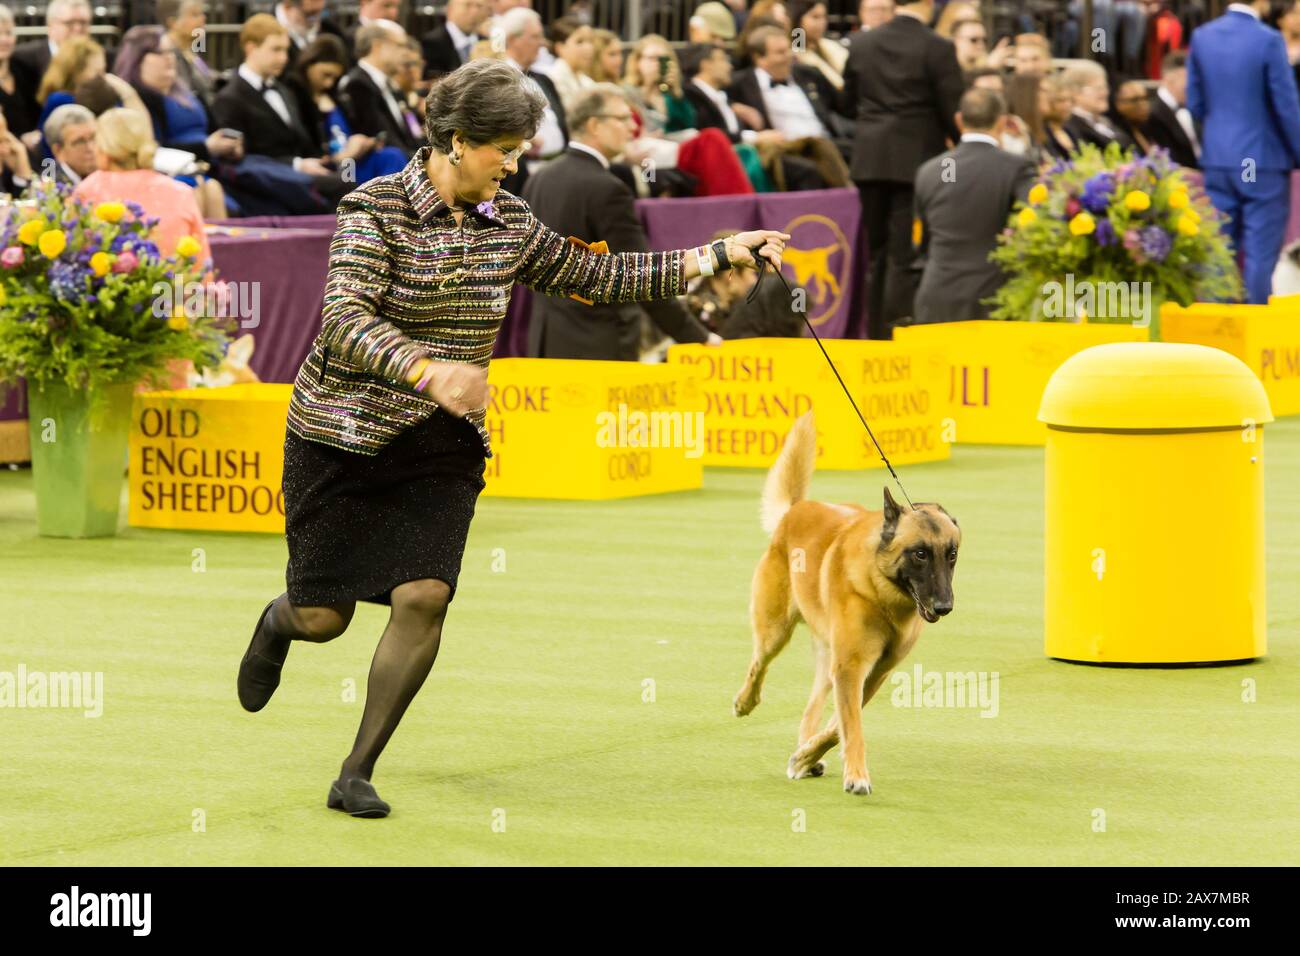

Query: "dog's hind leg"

xmin=733 ymin=549 xmax=797 ymax=717
xmin=788 ymin=712 xmax=838 ymax=779
xmin=791 ymin=640 xmax=833 ymax=776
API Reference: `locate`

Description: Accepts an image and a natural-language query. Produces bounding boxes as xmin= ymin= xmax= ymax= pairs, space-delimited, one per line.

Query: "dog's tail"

xmin=760 ymin=412 xmax=817 ymax=536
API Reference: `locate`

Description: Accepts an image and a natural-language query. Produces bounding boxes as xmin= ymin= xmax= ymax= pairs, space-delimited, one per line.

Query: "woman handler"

xmin=236 ymin=59 xmax=789 ymax=818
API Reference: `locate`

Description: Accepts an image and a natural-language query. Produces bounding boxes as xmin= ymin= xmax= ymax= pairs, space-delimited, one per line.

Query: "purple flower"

xmin=1080 ymin=172 xmax=1115 ymax=214
xmin=1138 ymin=225 xmax=1172 ymax=263
xmin=1 ymin=246 xmax=24 ymax=268
xmin=47 ymin=260 xmax=86 ymax=302
xmin=125 ymin=201 xmax=146 ymax=218
xmin=476 ymin=199 xmax=497 ymax=220
xmin=1095 ymin=218 xmax=1117 ymax=247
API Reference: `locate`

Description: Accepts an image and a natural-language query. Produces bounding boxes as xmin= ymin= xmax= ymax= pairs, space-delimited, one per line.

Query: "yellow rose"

xmin=37 ymin=229 xmax=67 ymax=258
xmin=90 ymin=252 xmax=112 ymax=277
xmin=18 ymin=219 xmax=45 ymax=246
xmin=1017 ymin=207 xmax=1037 ymax=228
xmin=1068 ymin=212 xmax=1096 ymax=236
xmin=1124 ymin=190 xmax=1151 ymax=212
xmin=1028 ymin=183 xmax=1049 ymax=206
xmin=1177 ymin=214 xmax=1200 ymax=237
xmin=1168 ymin=189 xmax=1189 ymax=209
xmin=167 ymin=313 xmax=189 ymax=331
xmin=175 ymin=235 xmax=201 ymax=259
xmin=1184 ymin=207 xmax=1201 ymax=224
xmin=95 ymin=201 xmax=127 ymax=223
xmin=912 ymin=218 xmax=923 ymax=246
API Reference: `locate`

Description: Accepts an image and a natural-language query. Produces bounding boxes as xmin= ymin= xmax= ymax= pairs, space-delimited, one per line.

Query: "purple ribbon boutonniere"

xmin=475 ymin=200 xmax=497 ymax=221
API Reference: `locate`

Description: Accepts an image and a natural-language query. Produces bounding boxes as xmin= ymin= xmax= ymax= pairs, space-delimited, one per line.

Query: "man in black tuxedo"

xmin=1061 ymin=61 xmax=1135 ymax=151
xmin=338 ymin=22 xmax=423 ymax=156
xmin=421 ymin=0 xmax=488 ymax=80
xmin=912 ymin=88 xmax=1036 ymax=325
xmin=1143 ymin=51 xmax=1200 ymax=168
xmin=523 ymin=85 xmax=716 ymax=360
xmin=497 ymin=7 xmax=568 ymax=197
xmin=841 ymin=0 xmax=964 ymax=338
xmin=211 ymin=14 xmax=350 ymax=207
xmin=10 ymin=0 xmax=92 ymax=138
xmin=727 ymin=26 xmax=852 ymax=152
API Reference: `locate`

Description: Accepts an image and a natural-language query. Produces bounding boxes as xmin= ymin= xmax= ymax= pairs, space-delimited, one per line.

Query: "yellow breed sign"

xmin=481 ymin=358 xmax=705 ymax=499
xmin=1163 ymin=301 xmax=1300 ymax=417
xmin=130 ymin=383 xmax=291 ymax=533
xmin=892 ymin=320 xmax=1149 ymax=445
xmin=666 ymin=338 xmax=949 ymax=468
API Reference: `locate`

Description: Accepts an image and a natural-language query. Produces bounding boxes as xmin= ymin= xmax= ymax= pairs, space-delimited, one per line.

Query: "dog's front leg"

xmin=834 ymin=651 xmax=878 ymax=796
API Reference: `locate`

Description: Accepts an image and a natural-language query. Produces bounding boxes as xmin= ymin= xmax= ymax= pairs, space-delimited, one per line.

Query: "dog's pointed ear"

xmin=881 ymin=486 xmax=901 ymax=544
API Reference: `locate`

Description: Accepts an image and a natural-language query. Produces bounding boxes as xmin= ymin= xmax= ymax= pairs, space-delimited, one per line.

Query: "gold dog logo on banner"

xmin=779 ymin=214 xmax=850 ymax=327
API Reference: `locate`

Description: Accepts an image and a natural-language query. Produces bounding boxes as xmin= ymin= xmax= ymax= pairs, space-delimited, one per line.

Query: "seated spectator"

xmin=290 ymin=33 xmax=406 ymax=183
xmin=0 ymin=7 xmax=38 ymax=146
xmin=1108 ymin=77 xmax=1153 ymax=155
xmin=521 ymin=84 xmax=716 ymax=360
xmin=421 ymin=0 xmax=485 ymax=80
xmin=1060 ymin=60 xmax=1134 ymax=151
xmin=159 ymin=0 xmax=216 ymax=112
xmin=42 ymin=103 xmax=98 ymax=186
xmin=276 ymin=0 xmax=348 ymax=70
xmin=622 ymin=34 xmax=698 ymax=137
xmin=912 ymin=87 xmax=1036 ymax=324
xmin=1143 ymin=51 xmax=1199 ymax=168
xmin=789 ymin=1 xmax=848 ymax=93
xmin=1012 ymin=32 xmax=1051 ymax=76
xmin=11 ymin=0 xmax=93 ymax=143
xmin=728 ymin=25 xmax=852 ymax=172
xmin=344 ymin=0 xmax=403 ymax=61
xmin=1036 ymin=72 xmax=1078 ymax=163
xmin=951 ymin=18 xmax=1012 ymax=72
xmin=338 ymin=20 xmax=422 ymax=156
xmin=588 ymin=29 xmax=624 ymax=83
xmin=686 ymin=228 xmax=806 ymax=340
xmin=933 ymin=2 xmax=979 ymax=38
xmin=211 ymin=13 xmax=351 ymax=211
xmin=680 ymin=41 xmax=826 ymax=190
xmin=494 ymin=7 xmax=567 ymax=195
xmin=72 ymin=107 xmax=211 ymax=263
xmin=37 ymin=36 xmax=146 ymax=150
xmin=689 ymin=2 xmax=739 ymax=46
xmin=395 ymin=37 xmax=426 ymax=125
xmin=858 ymin=0 xmax=896 ymax=30
xmin=547 ymin=17 xmax=596 ymax=110
xmin=0 ymin=106 xmax=33 ymax=196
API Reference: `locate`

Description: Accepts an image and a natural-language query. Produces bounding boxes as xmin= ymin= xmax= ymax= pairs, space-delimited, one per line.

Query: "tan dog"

xmin=733 ymin=412 xmax=960 ymax=795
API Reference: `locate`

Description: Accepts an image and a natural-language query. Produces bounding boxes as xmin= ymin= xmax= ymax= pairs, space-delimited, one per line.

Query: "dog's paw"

xmin=843 ymin=775 xmax=873 ymax=796
xmin=786 ymin=756 xmax=825 ymax=779
xmin=733 ymin=689 xmax=759 ymax=717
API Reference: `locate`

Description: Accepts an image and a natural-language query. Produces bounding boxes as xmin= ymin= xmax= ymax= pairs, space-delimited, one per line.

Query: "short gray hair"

xmin=494 ymin=7 xmax=541 ymax=44
xmin=566 ymin=83 xmax=626 ymax=137
xmin=47 ymin=0 xmax=91 ymax=25
xmin=356 ymin=19 xmax=404 ymax=58
xmin=1058 ymin=60 xmax=1106 ymax=93
xmin=44 ymin=103 xmax=96 ymax=148
xmin=958 ymin=87 xmax=1006 ymax=131
xmin=423 ymin=59 xmax=546 ymax=153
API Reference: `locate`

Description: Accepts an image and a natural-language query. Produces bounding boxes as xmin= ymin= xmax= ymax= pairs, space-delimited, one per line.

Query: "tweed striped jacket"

xmin=285 ymin=146 xmax=689 ymax=457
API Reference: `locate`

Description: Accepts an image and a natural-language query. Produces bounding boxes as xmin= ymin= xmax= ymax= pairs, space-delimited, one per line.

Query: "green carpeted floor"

xmin=1 ymin=420 xmax=1297 ymax=866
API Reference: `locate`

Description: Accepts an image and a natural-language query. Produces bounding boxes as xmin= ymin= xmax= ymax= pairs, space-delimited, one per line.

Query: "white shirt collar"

xmin=359 ymin=58 xmax=392 ymax=91
xmin=960 ymin=132 xmax=1000 ymax=147
xmin=1228 ymin=3 xmax=1262 ymax=19
xmin=238 ymin=62 xmax=271 ymax=90
xmin=692 ymin=77 xmax=721 ymax=98
xmin=445 ymin=20 xmax=476 ymax=48
xmin=1157 ymin=86 xmax=1179 ymax=111
xmin=60 ymin=161 xmax=82 ymax=185
xmin=755 ymin=67 xmax=778 ymax=89
xmin=569 ymin=140 xmax=610 ymax=169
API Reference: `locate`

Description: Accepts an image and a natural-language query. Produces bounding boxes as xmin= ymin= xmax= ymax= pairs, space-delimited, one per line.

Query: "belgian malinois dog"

xmin=733 ymin=412 xmax=960 ymax=795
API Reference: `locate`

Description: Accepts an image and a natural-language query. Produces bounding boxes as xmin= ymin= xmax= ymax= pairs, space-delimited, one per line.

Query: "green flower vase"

xmin=25 ymin=379 xmax=135 ymax=538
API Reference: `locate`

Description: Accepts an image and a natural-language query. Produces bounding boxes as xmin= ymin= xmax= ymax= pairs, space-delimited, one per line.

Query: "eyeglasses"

xmin=594 ymin=113 xmax=636 ymax=124
xmin=493 ymin=140 xmax=532 ymax=163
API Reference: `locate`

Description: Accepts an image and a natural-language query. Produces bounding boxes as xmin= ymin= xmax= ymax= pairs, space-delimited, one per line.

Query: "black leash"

xmin=745 ymin=246 xmax=916 ymax=511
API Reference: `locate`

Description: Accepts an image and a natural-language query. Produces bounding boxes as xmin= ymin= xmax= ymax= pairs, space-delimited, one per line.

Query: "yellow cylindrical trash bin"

xmin=1038 ymin=342 xmax=1273 ymax=665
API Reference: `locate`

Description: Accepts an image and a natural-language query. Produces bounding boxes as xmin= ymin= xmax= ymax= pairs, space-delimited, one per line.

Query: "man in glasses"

xmin=11 ymin=0 xmax=92 ymax=138
xmin=522 ymin=85 xmax=719 ymax=360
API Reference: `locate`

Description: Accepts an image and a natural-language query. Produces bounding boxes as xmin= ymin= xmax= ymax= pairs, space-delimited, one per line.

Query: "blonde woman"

xmin=72 ymin=107 xmax=213 ymax=260
xmin=588 ymin=29 xmax=624 ymax=83
xmin=36 ymin=36 xmax=145 ymax=138
xmin=621 ymin=34 xmax=695 ymax=136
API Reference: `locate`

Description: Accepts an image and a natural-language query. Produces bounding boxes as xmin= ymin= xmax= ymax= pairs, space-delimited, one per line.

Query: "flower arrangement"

xmin=0 ymin=180 xmax=232 ymax=418
xmin=987 ymin=144 xmax=1242 ymax=337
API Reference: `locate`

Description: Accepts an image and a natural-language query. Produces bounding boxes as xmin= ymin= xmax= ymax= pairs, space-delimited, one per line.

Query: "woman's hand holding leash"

xmin=727 ymin=230 xmax=791 ymax=273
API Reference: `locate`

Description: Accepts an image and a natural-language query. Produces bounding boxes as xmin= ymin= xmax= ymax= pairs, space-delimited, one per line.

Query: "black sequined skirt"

xmin=282 ymin=410 xmax=487 ymax=606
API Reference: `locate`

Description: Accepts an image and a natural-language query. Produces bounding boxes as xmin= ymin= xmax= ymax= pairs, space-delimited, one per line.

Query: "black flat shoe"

xmin=237 ymin=599 xmax=290 ymax=713
xmin=328 ymin=777 xmax=391 ymax=818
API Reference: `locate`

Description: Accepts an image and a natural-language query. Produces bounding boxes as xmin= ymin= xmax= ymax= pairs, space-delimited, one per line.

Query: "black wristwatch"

xmin=710 ymin=238 xmax=731 ymax=271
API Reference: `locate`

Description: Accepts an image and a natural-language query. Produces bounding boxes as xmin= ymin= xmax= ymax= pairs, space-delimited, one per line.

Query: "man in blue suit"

xmin=1188 ymin=1 xmax=1300 ymax=304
